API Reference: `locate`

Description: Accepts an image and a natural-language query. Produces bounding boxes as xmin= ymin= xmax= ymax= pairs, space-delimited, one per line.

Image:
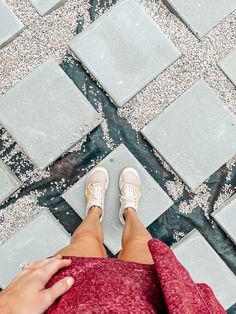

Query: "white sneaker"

xmin=119 ymin=167 xmax=141 ymax=225
xmin=85 ymin=167 xmax=109 ymax=222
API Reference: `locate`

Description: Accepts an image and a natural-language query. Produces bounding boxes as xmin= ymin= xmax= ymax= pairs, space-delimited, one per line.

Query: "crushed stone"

xmin=0 ymin=0 xmax=235 ymax=244
xmin=0 ymin=191 xmax=46 ymax=244
xmin=118 ymin=0 xmax=236 ymax=130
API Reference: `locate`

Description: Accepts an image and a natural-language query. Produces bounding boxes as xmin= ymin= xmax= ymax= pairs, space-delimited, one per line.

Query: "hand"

xmin=0 ymin=255 xmax=74 ymax=314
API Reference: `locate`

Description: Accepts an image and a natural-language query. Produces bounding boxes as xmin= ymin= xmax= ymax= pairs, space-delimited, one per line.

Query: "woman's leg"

xmin=118 ymin=207 xmax=154 ymax=264
xmin=57 ymin=167 xmax=109 ymax=258
xmin=56 ymin=206 xmax=107 ymax=258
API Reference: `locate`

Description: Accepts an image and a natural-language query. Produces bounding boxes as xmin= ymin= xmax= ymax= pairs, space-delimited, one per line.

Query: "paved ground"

xmin=0 ymin=0 xmax=236 ymax=312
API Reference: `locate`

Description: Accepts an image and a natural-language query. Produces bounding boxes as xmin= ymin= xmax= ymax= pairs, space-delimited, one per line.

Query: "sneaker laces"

xmin=119 ymin=184 xmax=138 ymax=209
xmin=88 ymin=183 xmax=104 ymax=206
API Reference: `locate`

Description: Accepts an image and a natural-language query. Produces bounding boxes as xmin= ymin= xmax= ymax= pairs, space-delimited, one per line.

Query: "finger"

xmin=21 ymin=255 xmax=63 ymax=273
xmin=29 ymin=255 xmax=63 ymax=268
xmin=41 ymin=277 xmax=74 ymax=311
xmin=39 ymin=259 xmax=72 ymax=284
xmin=14 ymin=257 xmax=61 ymax=281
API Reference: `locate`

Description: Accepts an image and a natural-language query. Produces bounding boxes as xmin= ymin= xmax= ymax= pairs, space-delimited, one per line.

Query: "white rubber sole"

xmin=85 ymin=166 xmax=109 ymax=222
xmin=119 ymin=167 xmax=141 ymax=225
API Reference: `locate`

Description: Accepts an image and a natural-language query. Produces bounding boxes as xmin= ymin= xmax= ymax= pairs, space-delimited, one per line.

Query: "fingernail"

xmin=64 ymin=259 xmax=72 ymax=264
xmin=66 ymin=277 xmax=74 ymax=286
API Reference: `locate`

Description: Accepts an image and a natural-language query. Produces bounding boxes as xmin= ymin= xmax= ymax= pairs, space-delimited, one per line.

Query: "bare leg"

xmin=118 ymin=208 xmax=154 ymax=264
xmin=56 ymin=206 xmax=107 ymax=258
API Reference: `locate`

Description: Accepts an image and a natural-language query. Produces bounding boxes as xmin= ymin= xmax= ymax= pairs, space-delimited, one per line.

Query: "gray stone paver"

xmin=63 ymin=144 xmax=173 ymax=254
xmin=141 ymin=79 xmax=236 ymax=192
xmin=0 ymin=0 xmax=235 ymax=303
xmin=211 ymin=194 xmax=236 ymax=245
xmin=0 ymin=58 xmax=102 ymax=170
xmin=173 ymin=229 xmax=236 ymax=309
xmin=69 ymin=0 xmax=181 ymax=107
xmin=218 ymin=47 xmax=236 ymax=87
xmin=0 ymin=0 xmax=24 ymax=48
xmin=0 ymin=158 xmax=22 ymax=205
xmin=0 ymin=209 xmax=70 ymax=288
xmin=29 ymin=0 xmax=67 ymax=16
xmin=162 ymin=0 xmax=236 ymax=39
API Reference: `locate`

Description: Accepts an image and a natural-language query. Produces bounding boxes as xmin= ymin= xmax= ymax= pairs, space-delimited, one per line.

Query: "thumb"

xmin=41 ymin=277 xmax=74 ymax=311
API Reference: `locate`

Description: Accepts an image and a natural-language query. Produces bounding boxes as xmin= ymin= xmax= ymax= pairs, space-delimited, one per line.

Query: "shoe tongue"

xmin=91 ymin=183 xmax=103 ymax=204
xmin=93 ymin=183 xmax=103 ymax=191
xmin=124 ymin=184 xmax=135 ymax=199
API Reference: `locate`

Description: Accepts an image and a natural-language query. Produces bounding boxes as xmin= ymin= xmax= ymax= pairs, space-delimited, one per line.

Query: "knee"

xmin=71 ymin=230 xmax=103 ymax=245
xmin=123 ymin=235 xmax=151 ymax=248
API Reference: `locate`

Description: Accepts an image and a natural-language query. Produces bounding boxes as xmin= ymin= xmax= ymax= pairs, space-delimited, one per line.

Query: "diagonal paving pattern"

xmin=0 ymin=0 xmax=236 ymax=310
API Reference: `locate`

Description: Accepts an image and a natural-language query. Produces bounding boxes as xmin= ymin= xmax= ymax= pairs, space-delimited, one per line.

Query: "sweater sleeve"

xmin=148 ymin=239 xmax=226 ymax=314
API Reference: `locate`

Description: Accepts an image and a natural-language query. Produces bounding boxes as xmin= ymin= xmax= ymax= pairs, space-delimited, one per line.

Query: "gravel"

xmin=118 ymin=0 xmax=236 ymax=130
xmin=0 ymin=0 xmax=235 ymax=243
xmin=0 ymin=0 xmax=90 ymax=95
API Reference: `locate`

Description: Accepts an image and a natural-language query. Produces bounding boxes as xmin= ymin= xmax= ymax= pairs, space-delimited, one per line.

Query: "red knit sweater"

xmin=46 ymin=239 xmax=226 ymax=313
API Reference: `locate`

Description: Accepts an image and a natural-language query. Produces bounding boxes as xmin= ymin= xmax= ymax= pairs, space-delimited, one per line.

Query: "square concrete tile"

xmin=69 ymin=0 xmax=181 ymax=107
xmin=0 ymin=158 xmax=22 ymax=205
xmin=218 ymin=47 xmax=236 ymax=87
xmin=0 ymin=0 xmax=24 ymax=48
xmin=172 ymin=229 xmax=236 ymax=309
xmin=0 ymin=59 xmax=102 ymax=169
xmin=211 ymin=194 xmax=236 ymax=245
xmin=0 ymin=209 xmax=70 ymax=288
xmin=63 ymin=144 xmax=173 ymax=254
xmin=163 ymin=0 xmax=236 ymax=39
xmin=29 ymin=0 xmax=67 ymax=16
xmin=141 ymin=79 xmax=236 ymax=192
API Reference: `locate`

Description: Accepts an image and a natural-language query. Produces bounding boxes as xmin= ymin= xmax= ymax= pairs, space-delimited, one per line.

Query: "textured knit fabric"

xmin=46 ymin=239 xmax=226 ymax=314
